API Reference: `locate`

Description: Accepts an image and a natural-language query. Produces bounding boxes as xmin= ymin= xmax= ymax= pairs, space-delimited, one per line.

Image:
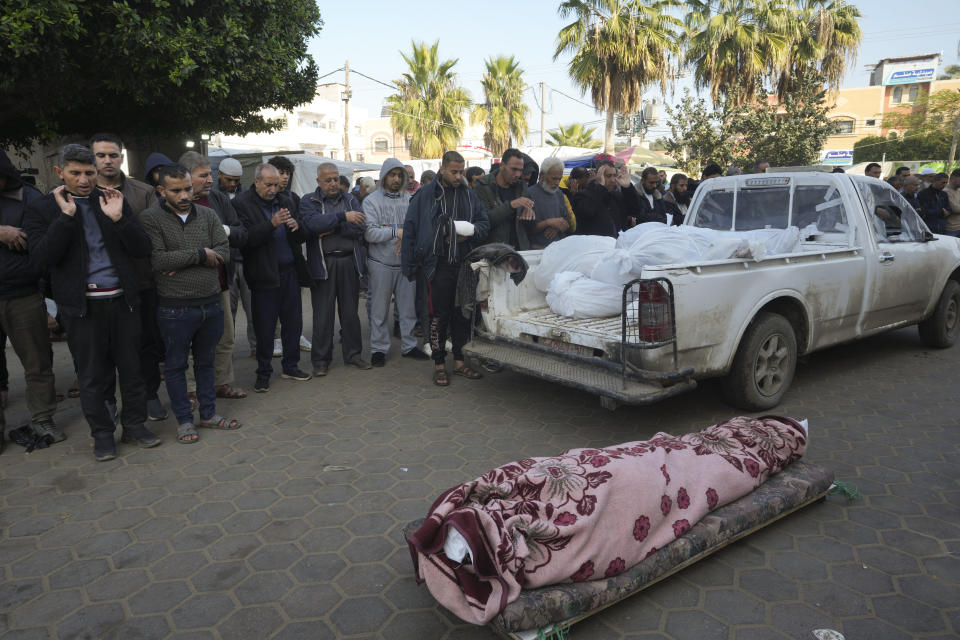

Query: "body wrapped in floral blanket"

xmin=407 ymin=415 xmax=808 ymax=625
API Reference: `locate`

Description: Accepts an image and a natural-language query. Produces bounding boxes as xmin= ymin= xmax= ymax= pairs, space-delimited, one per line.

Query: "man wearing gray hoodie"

xmin=362 ymin=159 xmax=429 ymax=366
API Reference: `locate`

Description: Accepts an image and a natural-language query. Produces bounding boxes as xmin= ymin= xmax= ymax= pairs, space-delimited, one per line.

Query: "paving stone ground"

xmin=0 ymin=306 xmax=958 ymax=639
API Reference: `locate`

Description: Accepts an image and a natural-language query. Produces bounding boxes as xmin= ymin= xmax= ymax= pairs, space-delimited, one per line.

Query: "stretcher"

xmin=403 ymin=459 xmax=834 ymax=639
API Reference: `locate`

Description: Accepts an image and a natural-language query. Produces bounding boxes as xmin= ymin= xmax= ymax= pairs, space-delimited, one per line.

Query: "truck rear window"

xmin=693 ymin=186 xmax=792 ymax=230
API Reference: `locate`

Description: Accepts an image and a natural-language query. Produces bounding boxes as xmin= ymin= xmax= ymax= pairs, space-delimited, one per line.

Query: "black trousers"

xmin=62 ymin=297 xmax=147 ymax=437
xmin=310 ymin=255 xmax=362 ymax=366
xmin=428 ymin=260 xmax=471 ymax=365
xmin=138 ymin=287 xmax=164 ymax=401
xmin=250 ymin=266 xmax=302 ymax=378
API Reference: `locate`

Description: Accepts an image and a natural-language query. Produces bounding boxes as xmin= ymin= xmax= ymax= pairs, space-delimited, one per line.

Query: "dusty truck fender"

xmin=718 ymin=290 xmax=813 ymax=376
xmin=921 ymin=262 xmax=960 ymax=321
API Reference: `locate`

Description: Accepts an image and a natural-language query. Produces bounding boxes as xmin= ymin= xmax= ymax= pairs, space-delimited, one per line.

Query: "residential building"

xmin=819 ymin=54 xmax=960 ymax=165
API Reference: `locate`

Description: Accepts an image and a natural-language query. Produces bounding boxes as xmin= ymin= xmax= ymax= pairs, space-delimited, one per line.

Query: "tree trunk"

xmin=604 ymin=110 xmax=615 ymax=153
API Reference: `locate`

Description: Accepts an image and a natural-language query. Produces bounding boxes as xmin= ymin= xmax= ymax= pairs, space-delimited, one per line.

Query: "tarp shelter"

xmin=518 ymin=145 xmax=604 ymax=166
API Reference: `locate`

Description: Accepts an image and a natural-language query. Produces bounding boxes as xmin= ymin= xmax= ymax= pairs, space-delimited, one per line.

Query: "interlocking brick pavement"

xmin=0 ymin=316 xmax=958 ymax=639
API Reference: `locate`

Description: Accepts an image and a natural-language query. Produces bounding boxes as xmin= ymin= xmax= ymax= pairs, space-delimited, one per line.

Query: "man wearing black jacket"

xmin=0 ymin=150 xmax=59 ymax=445
xmin=24 ymin=144 xmax=157 ymax=461
xmin=572 ymin=161 xmax=650 ymax=236
xmin=234 ymin=163 xmax=311 ymax=392
xmin=635 ymin=167 xmax=668 ymax=224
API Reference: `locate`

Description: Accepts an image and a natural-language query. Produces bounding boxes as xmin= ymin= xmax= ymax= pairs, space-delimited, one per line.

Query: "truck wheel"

xmin=722 ymin=312 xmax=797 ymax=411
xmin=918 ymin=280 xmax=960 ymax=348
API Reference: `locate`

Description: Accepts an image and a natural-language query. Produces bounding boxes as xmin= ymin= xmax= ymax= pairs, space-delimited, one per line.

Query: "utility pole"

xmin=948 ymin=89 xmax=960 ymax=174
xmin=540 ymin=82 xmax=546 ymax=147
xmin=343 ymin=60 xmax=352 ymax=161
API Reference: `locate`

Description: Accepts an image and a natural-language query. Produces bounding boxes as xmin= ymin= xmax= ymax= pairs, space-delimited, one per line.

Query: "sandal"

xmin=177 ymin=423 xmax=199 ymax=444
xmin=453 ymin=365 xmax=483 ymax=380
xmin=67 ymin=383 xmax=80 ymax=398
xmin=197 ymin=414 xmax=242 ymax=430
xmin=215 ymin=384 xmax=247 ymax=399
xmin=433 ymin=368 xmax=449 ymax=387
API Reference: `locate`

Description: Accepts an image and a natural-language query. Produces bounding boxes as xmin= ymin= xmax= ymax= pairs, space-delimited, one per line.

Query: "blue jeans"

xmin=158 ymin=301 xmax=224 ymax=424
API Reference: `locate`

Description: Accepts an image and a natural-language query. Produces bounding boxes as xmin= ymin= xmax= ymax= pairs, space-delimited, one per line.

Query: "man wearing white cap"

xmin=216 ymin=158 xmax=244 ymax=200
xmin=217 ymin=157 xmax=255 ymax=355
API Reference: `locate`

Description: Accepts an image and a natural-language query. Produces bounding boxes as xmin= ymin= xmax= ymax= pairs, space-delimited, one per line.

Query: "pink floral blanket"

xmin=407 ymin=415 xmax=807 ymax=624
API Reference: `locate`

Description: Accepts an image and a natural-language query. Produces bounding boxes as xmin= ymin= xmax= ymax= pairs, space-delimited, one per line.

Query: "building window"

xmin=330 ymin=150 xmax=337 ymax=159
xmin=833 ymin=118 xmax=854 ymax=134
xmin=328 ymin=121 xmax=337 ymax=130
xmin=908 ymin=84 xmax=919 ymax=103
xmin=865 ymin=119 xmax=876 ymax=127
xmin=891 ymin=86 xmax=902 ymax=104
xmin=373 ymin=137 xmax=389 ymax=153
xmin=888 ymin=131 xmax=899 ymax=140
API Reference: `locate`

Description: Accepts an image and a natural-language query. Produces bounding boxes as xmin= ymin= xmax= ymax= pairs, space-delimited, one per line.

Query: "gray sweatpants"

xmin=366 ymin=259 xmax=417 ymax=355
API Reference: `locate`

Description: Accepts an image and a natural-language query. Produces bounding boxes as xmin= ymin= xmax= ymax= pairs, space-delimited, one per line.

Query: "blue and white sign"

xmin=882 ymin=59 xmax=938 ymax=85
xmin=822 ymin=150 xmax=854 ymax=166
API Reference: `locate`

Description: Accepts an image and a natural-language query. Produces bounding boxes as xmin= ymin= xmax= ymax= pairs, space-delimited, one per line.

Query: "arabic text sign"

xmin=822 ymin=150 xmax=853 ymax=166
xmin=882 ymin=59 xmax=938 ymax=86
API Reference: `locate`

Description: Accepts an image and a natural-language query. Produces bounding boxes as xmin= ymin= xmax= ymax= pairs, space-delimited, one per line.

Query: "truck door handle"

xmin=879 ymin=252 xmax=895 ymax=264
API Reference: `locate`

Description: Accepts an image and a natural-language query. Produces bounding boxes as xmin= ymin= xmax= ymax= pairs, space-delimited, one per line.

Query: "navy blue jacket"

xmin=400 ymin=179 xmax=490 ymax=281
xmin=299 ymin=188 xmax=365 ymax=280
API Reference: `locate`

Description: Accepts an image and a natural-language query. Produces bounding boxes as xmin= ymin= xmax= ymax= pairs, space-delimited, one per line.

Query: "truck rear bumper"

xmin=463 ymin=334 xmax=696 ymax=406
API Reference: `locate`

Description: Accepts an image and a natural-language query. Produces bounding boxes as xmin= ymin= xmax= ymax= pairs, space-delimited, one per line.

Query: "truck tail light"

xmin=638 ymin=281 xmax=673 ymax=343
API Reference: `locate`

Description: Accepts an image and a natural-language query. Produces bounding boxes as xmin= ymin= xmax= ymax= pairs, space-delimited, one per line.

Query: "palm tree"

xmin=555 ymin=0 xmax=682 ymax=152
xmin=547 ymin=123 xmax=603 ymax=148
xmin=778 ymin=0 xmax=862 ymax=95
xmin=386 ymin=41 xmax=471 ymax=158
xmin=684 ymin=0 xmax=793 ymax=106
xmin=472 ymin=56 xmax=530 ymax=156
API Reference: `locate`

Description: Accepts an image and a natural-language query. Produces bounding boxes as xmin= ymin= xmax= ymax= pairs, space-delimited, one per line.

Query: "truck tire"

xmin=722 ymin=312 xmax=797 ymax=411
xmin=918 ymin=280 xmax=960 ymax=348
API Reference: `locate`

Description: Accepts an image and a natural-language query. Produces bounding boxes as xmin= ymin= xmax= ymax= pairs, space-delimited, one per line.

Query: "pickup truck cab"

xmin=465 ymin=172 xmax=960 ymax=410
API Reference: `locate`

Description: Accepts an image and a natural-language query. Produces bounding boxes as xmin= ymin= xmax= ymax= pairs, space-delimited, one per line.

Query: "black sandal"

xmin=433 ymin=369 xmax=449 ymax=387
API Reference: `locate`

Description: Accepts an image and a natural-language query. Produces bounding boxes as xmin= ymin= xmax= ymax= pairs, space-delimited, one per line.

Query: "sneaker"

xmin=371 ymin=352 xmax=386 ymax=367
xmin=402 ymin=347 xmax=431 ymax=361
xmin=254 ymin=376 xmax=270 ymax=393
xmin=422 ymin=343 xmax=432 ymax=356
xmin=146 ymin=397 xmax=168 ymax=421
xmin=93 ymin=435 xmax=117 ymax=462
xmin=33 ymin=420 xmax=66 ymax=443
xmin=272 ymin=338 xmax=282 ymax=358
xmin=299 ymin=335 xmax=312 ymax=352
xmin=347 ymin=358 xmax=372 ymax=370
xmin=120 ymin=424 xmax=161 ymax=448
xmin=281 ymin=368 xmax=312 ymax=381
xmin=312 ymin=363 xmax=329 ymax=377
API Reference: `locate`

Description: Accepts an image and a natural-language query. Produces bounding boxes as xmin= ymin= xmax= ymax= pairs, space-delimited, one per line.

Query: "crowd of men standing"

xmin=0 ymin=139 xmax=676 ymax=461
xmin=864 ymin=162 xmax=960 ymax=234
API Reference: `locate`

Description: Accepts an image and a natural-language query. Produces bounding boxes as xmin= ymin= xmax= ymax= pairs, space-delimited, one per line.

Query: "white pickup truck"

xmin=465 ymin=172 xmax=960 ymax=410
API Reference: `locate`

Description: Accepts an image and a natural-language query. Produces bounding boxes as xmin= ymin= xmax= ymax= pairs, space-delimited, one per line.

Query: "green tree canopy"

xmin=852 ymin=134 xmax=952 ymax=164
xmin=547 ymin=123 xmax=603 ymax=148
xmin=0 ymin=0 xmax=322 ymax=147
xmin=685 ymin=0 xmax=861 ymax=106
xmin=555 ymin=0 xmax=682 ymax=152
xmin=662 ymin=73 xmax=837 ymax=174
xmin=386 ymin=41 xmax=471 ymax=159
xmin=472 ymin=56 xmax=529 ymax=156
